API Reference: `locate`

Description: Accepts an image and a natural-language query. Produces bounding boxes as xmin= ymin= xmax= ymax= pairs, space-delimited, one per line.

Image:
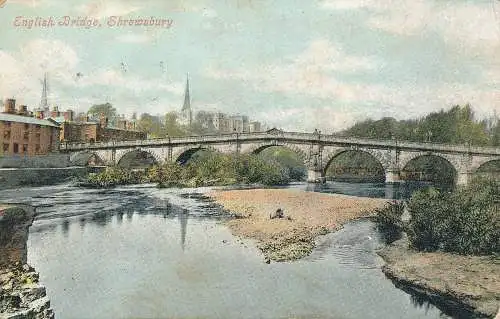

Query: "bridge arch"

xmin=116 ymin=148 xmax=161 ymax=168
xmin=323 ymin=148 xmax=386 ymax=181
xmin=70 ymin=151 xmax=106 ymax=166
xmin=400 ymin=153 xmax=458 ymax=184
xmin=174 ymin=145 xmax=221 ymax=164
xmin=244 ymin=142 xmax=308 ymax=164
xmin=472 ymin=157 xmax=500 ymax=173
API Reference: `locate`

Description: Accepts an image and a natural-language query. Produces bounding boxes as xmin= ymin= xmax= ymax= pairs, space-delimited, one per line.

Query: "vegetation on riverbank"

xmin=375 ymin=178 xmax=499 ymax=255
xmin=84 ymin=152 xmax=295 ymax=188
xmin=375 ymin=178 xmax=500 ymax=318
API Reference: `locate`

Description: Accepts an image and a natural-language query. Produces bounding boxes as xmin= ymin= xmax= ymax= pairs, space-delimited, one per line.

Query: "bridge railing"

xmin=58 ymin=130 xmax=500 ymax=155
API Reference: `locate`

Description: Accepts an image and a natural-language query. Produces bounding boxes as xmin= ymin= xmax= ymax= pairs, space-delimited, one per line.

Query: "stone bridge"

xmin=60 ymin=129 xmax=500 ymax=186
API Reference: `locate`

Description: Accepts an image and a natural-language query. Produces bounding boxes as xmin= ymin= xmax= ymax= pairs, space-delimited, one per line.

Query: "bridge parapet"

xmin=60 ymin=131 xmax=500 ymax=157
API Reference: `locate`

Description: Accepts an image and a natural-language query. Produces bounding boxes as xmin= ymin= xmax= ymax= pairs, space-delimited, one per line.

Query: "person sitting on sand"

xmin=270 ymin=208 xmax=284 ymax=219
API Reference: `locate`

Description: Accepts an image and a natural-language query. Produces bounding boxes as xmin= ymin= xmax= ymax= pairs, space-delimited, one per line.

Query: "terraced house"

xmin=0 ymin=99 xmax=60 ymax=156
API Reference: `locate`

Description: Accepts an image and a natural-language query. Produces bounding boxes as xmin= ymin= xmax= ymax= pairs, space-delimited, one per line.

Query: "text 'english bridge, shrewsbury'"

xmin=60 ymin=129 xmax=500 ymax=186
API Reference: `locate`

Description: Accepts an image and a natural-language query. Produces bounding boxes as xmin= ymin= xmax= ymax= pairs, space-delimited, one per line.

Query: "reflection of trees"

xmin=91 ymin=211 xmax=113 ymax=227
xmin=395 ymin=282 xmax=475 ymax=319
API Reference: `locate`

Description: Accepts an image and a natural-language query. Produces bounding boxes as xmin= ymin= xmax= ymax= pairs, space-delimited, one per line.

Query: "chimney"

xmin=4 ymin=99 xmax=15 ymax=114
xmin=18 ymin=105 xmax=28 ymax=116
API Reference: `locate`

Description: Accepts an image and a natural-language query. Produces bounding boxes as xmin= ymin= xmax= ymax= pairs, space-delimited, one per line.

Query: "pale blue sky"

xmin=1 ymin=0 xmax=499 ymax=132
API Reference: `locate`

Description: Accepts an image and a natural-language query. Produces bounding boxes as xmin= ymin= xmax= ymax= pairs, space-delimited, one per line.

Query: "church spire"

xmin=181 ymin=73 xmax=192 ymax=126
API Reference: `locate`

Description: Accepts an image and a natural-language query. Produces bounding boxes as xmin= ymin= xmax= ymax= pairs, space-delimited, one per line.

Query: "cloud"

xmin=321 ymin=0 xmax=500 ymax=61
xmin=204 ymin=36 xmax=499 ymax=131
xmin=74 ymin=69 xmax=184 ymax=96
xmin=0 ymin=39 xmax=79 ymax=106
xmin=206 ymin=39 xmax=377 ymax=101
xmin=76 ymin=0 xmax=141 ymax=18
xmin=0 ymin=38 xmax=184 ymax=112
xmin=8 ymin=0 xmax=54 ymax=8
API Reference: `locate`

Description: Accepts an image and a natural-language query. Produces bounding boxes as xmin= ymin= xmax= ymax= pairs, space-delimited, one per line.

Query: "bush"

xmin=85 ymin=152 xmax=292 ymax=188
xmin=374 ymin=200 xmax=405 ymax=244
xmin=406 ymin=178 xmax=499 ymax=255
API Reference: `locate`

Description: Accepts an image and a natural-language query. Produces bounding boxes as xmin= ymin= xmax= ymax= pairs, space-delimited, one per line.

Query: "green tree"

xmin=165 ymin=112 xmax=187 ymax=137
xmin=138 ymin=113 xmax=165 ymax=138
xmin=87 ymin=103 xmax=117 ymax=120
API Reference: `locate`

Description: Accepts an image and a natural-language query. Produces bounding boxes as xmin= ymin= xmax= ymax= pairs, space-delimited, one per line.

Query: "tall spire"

xmin=40 ymin=72 xmax=49 ymax=111
xmin=181 ymin=73 xmax=192 ymax=126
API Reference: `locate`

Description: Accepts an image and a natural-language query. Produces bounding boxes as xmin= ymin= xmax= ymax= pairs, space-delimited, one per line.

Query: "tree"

xmin=87 ymin=103 xmax=116 ymax=120
xmin=165 ymin=112 xmax=186 ymax=137
xmin=138 ymin=113 xmax=165 ymax=138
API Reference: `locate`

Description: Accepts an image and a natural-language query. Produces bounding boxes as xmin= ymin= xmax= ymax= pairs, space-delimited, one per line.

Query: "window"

xmin=23 ymin=131 xmax=29 ymax=140
xmin=24 ymin=123 xmax=29 ymax=130
xmin=3 ymin=131 xmax=10 ymax=140
xmin=3 ymin=143 xmax=9 ymax=152
xmin=4 ymin=121 xmax=11 ymax=127
xmin=13 ymin=143 xmax=18 ymax=154
xmin=22 ymin=144 xmax=28 ymax=153
xmin=35 ymin=144 xmax=40 ymax=153
xmin=35 ymin=125 xmax=41 ymax=130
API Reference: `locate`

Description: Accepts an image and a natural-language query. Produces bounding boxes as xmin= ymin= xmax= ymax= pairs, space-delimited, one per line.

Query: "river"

xmin=0 ymin=181 xmax=458 ymax=319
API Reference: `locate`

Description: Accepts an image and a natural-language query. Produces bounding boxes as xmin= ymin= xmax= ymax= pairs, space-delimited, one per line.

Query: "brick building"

xmin=0 ymin=99 xmax=60 ymax=156
xmin=58 ymin=116 xmax=146 ymax=143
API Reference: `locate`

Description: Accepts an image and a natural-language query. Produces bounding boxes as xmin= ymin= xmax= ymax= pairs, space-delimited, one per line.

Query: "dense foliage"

xmin=374 ymin=178 xmax=499 ymax=255
xmin=375 ymin=179 xmax=499 ymax=255
xmin=84 ymin=152 xmax=292 ymax=188
xmin=373 ymin=201 xmax=406 ymax=244
xmin=406 ymin=178 xmax=499 ymax=255
xmin=341 ymin=104 xmax=499 ymax=146
xmin=258 ymin=147 xmax=306 ymax=181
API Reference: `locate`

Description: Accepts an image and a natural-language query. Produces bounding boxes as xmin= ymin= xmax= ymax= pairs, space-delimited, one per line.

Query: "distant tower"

xmin=181 ymin=74 xmax=192 ymax=127
xmin=39 ymin=72 xmax=50 ymax=115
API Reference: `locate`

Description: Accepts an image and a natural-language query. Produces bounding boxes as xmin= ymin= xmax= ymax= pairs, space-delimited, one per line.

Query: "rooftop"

xmin=0 ymin=113 xmax=60 ymax=128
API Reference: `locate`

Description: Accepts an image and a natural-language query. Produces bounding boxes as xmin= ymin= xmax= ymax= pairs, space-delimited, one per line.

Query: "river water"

xmin=0 ymin=181 xmax=457 ymax=319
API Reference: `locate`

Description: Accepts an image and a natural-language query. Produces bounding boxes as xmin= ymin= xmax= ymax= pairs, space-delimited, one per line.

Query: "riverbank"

xmin=0 ymin=204 xmax=55 ymax=318
xmin=205 ymin=188 xmax=388 ymax=262
xmin=378 ymin=235 xmax=500 ymax=318
xmin=0 ymin=166 xmax=104 ymax=189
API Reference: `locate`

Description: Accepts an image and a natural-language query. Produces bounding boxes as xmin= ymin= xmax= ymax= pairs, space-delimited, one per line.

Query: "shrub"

xmin=374 ymin=200 xmax=406 ymax=244
xmin=85 ymin=153 xmax=292 ymax=188
xmin=406 ymin=178 xmax=499 ymax=255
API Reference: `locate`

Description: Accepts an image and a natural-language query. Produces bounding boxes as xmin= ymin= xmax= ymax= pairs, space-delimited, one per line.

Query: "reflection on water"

xmin=0 ymin=183 xmax=460 ymax=319
xmin=298 ymin=180 xmax=454 ymax=199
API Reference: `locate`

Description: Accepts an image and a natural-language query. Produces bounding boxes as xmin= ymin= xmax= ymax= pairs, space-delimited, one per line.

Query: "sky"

xmin=0 ymin=0 xmax=499 ymax=133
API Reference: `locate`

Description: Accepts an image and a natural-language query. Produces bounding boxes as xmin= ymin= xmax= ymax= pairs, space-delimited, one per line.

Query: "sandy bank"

xmin=378 ymin=236 xmax=500 ymax=318
xmin=206 ymin=188 xmax=388 ymax=262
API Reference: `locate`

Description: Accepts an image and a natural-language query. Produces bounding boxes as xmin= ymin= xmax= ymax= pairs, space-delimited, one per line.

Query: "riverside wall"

xmin=0 ymin=204 xmax=55 ymax=318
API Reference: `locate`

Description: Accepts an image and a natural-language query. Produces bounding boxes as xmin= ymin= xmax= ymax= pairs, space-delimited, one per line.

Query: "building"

xmin=0 ymin=99 xmax=60 ymax=156
xmin=57 ymin=115 xmax=146 ymax=143
xmin=248 ymin=121 xmax=261 ymax=133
